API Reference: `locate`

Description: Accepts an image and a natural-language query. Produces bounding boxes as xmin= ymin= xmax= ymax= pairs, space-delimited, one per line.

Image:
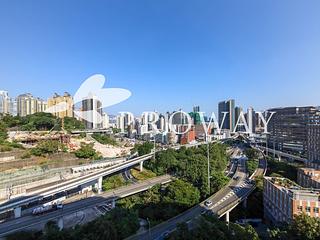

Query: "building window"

xmin=306 ymin=207 xmax=311 ymax=213
xmin=298 ymin=206 xmax=303 ymax=211
xmin=314 ymin=207 xmax=319 ymax=213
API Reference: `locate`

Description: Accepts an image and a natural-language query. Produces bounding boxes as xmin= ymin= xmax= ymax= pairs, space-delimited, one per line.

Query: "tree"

xmin=268 ymin=214 xmax=320 ymax=240
xmin=63 ymin=117 xmax=85 ymax=131
xmin=102 ymin=174 xmax=128 ymax=191
xmin=245 ymin=148 xmax=258 ymax=160
xmin=288 ymin=214 xmax=320 ymax=240
xmin=0 ymin=121 xmax=8 ymax=142
xmin=210 ymin=172 xmax=229 ymax=193
xmin=163 ymin=179 xmax=200 ymax=208
xmin=169 ymin=215 xmax=260 ymax=240
xmin=21 ymin=112 xmax=57 ymax=131
xmin=30 ymin=140 xmax=63 ymax=156
xmin=92 ymin=133 xmax=117 ymax=146
xmin=133 ymin=142 xmax=154 ymax=156
xmin=74 ymin=143 xmax=101 ymax=160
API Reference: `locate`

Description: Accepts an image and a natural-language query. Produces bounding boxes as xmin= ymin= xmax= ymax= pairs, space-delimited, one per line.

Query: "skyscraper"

xmin=82 ymin=93 xmax=103 ymax=129
xmin=17 ymin=93 xmax=47 ymax=117
xmin=235 ymin=106 xmax=242 ymax=124
xmin=218 ymin=99 xmax=235 ymax=131
xmin=268 ymin=106 xmax=318 ymax=158
xmin=193 ymin=106 xmax=200 ymax=113
xmin=47 ymin=92 xmax=73 ymax=118
xmin=0 ymin=91 xmax=16 ymax=116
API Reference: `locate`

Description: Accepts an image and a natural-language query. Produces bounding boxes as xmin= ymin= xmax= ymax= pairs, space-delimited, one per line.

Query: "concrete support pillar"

xmin=139 ymin=161 xmax=144 ymax=172
xmin=58 ymin=217 xmax=64 ymax=230
xmin=14 ymin=207 xmax=22 ymax=218
xmin=225 ymin=211 xmax=230 ymax=223
xmin=278 ymin=155 xmax=281 ymax=161
xmin=111 ymin=199 xmax=116 ymax=209
xmin=243 ymin=198 xmax=247 ymax=209
xmin=97 ymin=177 xmax=103 ymax=194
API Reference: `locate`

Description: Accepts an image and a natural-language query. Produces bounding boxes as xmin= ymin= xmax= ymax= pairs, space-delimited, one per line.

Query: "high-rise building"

xmin=307 ymin=110 xmax=320 ymax=164
xmin=0 ymin=91 xmax=16 ymax=116
xmin=267 ymin=106 xmax=319 ymax=158
xmin=297 ymin=168 xmax=320 ymax=189
xmin=247 ymin=107 xmax=256 ymax=134
xmin=116 ymin=113 xmax=134 ymax=133
xmin=218 ymin=99 xmax=235 ymax=131
xmin=102 ymin=112 xmax=110 ymax=129
xmin=0 ymin=91 xmax=9 ymax=114
xmin=193 ymin=106 xmax=200 ymax=113
xmin=17 ymin=93 xmax=47 ymax=117
xmin=234 ymin=106 xmax=242 ymax=124
xmin=82 ymin=94 xmax=103 ymax=129
xmin=47 ymin=92 xmax=73 ymax=118
xmin=189 ymin=112 xmax=202 ymax=125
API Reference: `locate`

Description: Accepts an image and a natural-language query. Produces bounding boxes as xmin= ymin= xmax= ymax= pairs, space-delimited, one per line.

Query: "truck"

xmin=32 ymin=202 xmax=63 ymax=215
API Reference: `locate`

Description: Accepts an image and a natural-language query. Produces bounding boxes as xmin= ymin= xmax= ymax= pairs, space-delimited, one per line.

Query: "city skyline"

xmin=1 ymin=1 xmax=320 ymax=114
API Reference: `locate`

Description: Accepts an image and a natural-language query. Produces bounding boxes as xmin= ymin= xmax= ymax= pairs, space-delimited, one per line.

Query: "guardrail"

xmin=0 ymin=153 xmax=154 ymax=213
xmin=216 ymin=185 xmax=256 ymax=217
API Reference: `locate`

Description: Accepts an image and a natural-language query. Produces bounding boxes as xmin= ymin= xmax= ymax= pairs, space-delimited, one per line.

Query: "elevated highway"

xmin=258 ymin=146 xmax=307 ymax=163
xmin=0 ymin=142 xmax=209 ymax=218
xmin=0 ymin=175 xmax=172 ymax=238
xmin=128 ymin=150 xmax=267 ymax=240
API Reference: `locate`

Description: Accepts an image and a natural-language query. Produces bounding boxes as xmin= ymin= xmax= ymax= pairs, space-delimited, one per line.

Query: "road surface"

xmin=0 ymin=175 xmax=172 ymax=238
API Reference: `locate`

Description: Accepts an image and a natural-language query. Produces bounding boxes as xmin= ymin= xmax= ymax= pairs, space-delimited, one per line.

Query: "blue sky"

xmin=0 ymin=0 xmax=320 ymax=115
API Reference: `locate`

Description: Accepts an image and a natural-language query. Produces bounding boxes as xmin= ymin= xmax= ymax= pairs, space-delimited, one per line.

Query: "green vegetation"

xmin=7 ymin=208 xmax=139 ymax=240
xmin=145 ymin=143 xmax=229 ymax=197
xmin=132 ymin=141 xmax=154 ymax=156
xmin=267 ymin=157 xmax=301 ymax=182
xmin=170 ymin=215 xmax=259 ymax=240
xmin=245 ymin=148 xmax=259 ymax=160
xmin=130 ymin=168 xmax=157 ymax=181
xmin=268 ymin=214 xmax=320 ymax=240
xmin=0 ymin=121 xmax=8 ymax=141
xmin=102 ymin=174 xmax=129 ymax=191
xmin=247 ymin=159 xmax=259 ymax=176
xmin=245 ymin=148 xmax=259 ymax=176
xmin=74 ymin=142 xmax=101 ymax=160
xmin=163 ymin=179 xmax=200 ymax=207
xmin=1 ymin=113 xmax=85 ymax=132
xmin=112 ymin=128 xmax=121 ymax=134
xmin=0 ymin=120 xmax=24 ymax=152
xmin=63 ymin=117 xmax=85 ymax=131
xmin=92 ymin=133 xmax=118 ymax=146
xmin=29 ymin=140 xmax=65 ymax=156
xmin=118 ymin=180 xmax=200 ymax=225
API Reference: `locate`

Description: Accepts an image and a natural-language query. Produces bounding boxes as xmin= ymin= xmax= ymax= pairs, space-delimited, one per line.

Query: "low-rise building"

xmin=298 ymin=168 xmax=320 ymax=189
xmin=264 ymin=176 xmax=320 ymax=224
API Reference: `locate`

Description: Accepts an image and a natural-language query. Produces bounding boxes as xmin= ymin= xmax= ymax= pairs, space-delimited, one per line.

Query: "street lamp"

xmin=207 ymin=134 xmax=211 ymax=195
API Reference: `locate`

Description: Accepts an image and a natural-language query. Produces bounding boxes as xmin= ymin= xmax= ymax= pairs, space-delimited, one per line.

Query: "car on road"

xmin=162 ymin=231 xmax=170 ymax=239
xmin=233 ymin=176 xmax=240 ymax=181
xmin=204 ymin=200 xmax=213 ymax=207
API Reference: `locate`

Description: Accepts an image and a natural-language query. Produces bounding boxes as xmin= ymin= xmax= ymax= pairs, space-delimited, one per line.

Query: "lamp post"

xmin=207 ymin=134 xmax=211 ymax=195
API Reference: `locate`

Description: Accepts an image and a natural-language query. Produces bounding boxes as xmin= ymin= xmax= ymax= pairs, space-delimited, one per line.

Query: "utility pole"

xmin=207 ymin=134 xmax=211 ymax=195
xmin=153 ymin=136 xmax=156 ymax=160
xmin=265 ymin=133 xmax=269 ymax=156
